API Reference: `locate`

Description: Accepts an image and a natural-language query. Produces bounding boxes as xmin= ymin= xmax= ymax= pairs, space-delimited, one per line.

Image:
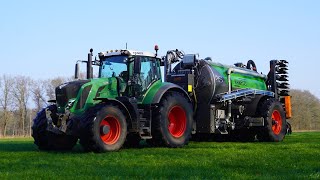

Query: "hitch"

xmin=45 ymin=108 xmax=70 ymax=134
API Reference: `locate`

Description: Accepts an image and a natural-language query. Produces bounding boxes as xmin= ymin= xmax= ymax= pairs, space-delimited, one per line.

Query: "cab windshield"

xmin=100 ymin=56 xmax=129 ymax=78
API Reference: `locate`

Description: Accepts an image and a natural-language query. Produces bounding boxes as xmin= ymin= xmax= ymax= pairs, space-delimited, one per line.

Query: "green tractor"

xmin=32 ymin=46 xmax=291 ymax=152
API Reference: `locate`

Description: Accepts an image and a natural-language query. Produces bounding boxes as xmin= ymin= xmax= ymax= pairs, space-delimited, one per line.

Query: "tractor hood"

xmin=56 ymin=80 xmax=90 ymax=108
xmin=55 ymin=78 xmax=120 ymax=114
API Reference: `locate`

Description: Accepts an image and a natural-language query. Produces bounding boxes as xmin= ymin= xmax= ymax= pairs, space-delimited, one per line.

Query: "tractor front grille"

xmin=55 ymin=80 xmax=89 ymax=107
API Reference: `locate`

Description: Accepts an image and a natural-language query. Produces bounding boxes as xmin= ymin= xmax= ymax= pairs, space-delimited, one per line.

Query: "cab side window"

xmin=139 ymin=57 xmax=160 ymax=92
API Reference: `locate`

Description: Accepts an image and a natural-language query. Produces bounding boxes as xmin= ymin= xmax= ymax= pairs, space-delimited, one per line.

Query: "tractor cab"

xmin=97 ymin=49 xmax=162 ymax=99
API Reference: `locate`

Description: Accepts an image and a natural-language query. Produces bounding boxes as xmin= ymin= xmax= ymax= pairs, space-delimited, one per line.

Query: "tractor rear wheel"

xmin=32 ymin=105 xmax=78 ymax=150
xmin=151 ymin=92 xmax=193 ymax=147
xmin=79 ymin=104 xmax=127 ymax=152
xmin=256 ymin=99 xmax=287 ymax=142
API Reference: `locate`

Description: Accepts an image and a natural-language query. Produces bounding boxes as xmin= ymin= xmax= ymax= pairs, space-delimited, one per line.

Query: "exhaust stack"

xmin=87 ymin=48 xmax=93 ymax=79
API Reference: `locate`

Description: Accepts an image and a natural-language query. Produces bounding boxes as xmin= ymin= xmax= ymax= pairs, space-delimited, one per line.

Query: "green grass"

xmin=0 ymin=132 xmax=320 ymax=179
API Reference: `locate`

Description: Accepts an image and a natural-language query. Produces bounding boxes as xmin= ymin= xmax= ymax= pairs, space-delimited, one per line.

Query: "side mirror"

xmin=75 ymin=63 xmax=80 ymax=79
xmin=134 ymin=57 xmax=141 ymax=74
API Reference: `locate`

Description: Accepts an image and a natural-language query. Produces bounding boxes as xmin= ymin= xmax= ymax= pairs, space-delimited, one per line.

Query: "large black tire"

xmin=151 ymin=92 xmax=193 ymax=147
xmin=256 ymin=99 xmax=287 ymax=142
xmin=79 ymin=104 xmax=127 ymax=152
xmin=31 ymin=105 xmax=78 ymax=150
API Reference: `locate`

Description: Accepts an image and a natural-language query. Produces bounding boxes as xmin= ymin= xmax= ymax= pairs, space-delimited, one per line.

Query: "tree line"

xmin=0 ymin=75 xmax=69 ymax=137
xmin=0 ymin=75 xmax=319 ymax=137
xmin=289 ymin=89 xmax=320 ymax=130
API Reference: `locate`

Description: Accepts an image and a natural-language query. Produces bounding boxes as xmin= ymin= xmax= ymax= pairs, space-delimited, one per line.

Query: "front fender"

xmin=94 ymin=98 xmax=135 ymax=129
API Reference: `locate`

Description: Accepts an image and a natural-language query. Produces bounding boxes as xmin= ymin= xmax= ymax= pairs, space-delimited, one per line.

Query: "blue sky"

xmin=1 ymin=0 xmax=319 ymax=97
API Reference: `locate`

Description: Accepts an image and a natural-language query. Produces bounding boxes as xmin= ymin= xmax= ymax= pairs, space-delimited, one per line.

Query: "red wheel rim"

xmin=167 ymin=106 xmax=187 ymax=138
xmin=99 ymin=116 xmax=121 ymax=145
xmin=271 ymin=110 xmax=282 ymax=135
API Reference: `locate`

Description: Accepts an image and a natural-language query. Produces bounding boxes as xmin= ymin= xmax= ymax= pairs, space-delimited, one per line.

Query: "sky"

xmin=0 ymin=0 xmax=320 ymax=97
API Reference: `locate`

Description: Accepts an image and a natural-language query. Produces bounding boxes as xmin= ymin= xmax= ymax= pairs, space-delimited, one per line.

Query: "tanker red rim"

xmin=99 ymin=116 xmax=121 ymax=145
xmin=271 ymin=110 xmax=282 ymax=135
xmin=168 ymin=106 xmax=187 ymax=138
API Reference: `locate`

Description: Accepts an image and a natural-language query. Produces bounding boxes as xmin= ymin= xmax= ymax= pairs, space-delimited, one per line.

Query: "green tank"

xmin=192 ymin=60 xmax=267 ymax=105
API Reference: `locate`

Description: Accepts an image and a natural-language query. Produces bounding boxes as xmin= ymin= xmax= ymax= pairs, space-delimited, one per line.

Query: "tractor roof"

xmin=99 ymin=49 xmax=156 ymax=58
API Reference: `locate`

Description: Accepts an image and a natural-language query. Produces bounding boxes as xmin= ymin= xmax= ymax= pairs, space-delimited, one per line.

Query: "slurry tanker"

xmin=32 ymin=46 xmax=291 ymax=152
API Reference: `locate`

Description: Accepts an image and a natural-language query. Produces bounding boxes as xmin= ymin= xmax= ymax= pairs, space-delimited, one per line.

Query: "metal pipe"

xmin=225 ymin=68 xmax=232 ymax=123
xmin=74 ymin=63 xmax=80 ymax=79
xmin=225 ymin=68 xmax=236 ymax=123
xmin=225 ymin=100 xmax=232 ymax=123
xmin=87 ymin=53 xmax=93 ymax=79
xmin=164 ymin=54 xmax=168 ymax=82
xmin=227 ymin=68 xmax=233 ymax=93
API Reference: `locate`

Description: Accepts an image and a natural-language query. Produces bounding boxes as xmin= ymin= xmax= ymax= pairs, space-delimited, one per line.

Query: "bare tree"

xmin=0 ymin=75 xmax=14 ymax=136
xmin=11 ymin=76 xmax=31 ymax=136
xmin=31 ymin=79 xmax=48 ymax=112
xmin=45 ymin=77 xmax=66 ymax=100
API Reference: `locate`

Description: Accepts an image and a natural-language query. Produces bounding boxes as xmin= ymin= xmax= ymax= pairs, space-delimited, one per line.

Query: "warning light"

xmin=154 ymin=45 xmax=159 ymax=51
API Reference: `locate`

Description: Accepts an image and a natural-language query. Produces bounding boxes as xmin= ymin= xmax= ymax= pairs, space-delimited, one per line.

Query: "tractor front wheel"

xmin=79 ymin=105 xmax=127 ymax=152
xmin=32 ymin=105 xmax=78 ymax=150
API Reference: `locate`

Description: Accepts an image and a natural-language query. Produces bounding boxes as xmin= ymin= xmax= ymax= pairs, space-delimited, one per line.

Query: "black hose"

xmin=247 ymin=60 xmax=257 ymax=72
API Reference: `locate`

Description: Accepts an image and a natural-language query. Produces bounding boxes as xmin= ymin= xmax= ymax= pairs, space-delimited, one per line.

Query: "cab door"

xmin=131 ymin=56 xmax=161 ymax=99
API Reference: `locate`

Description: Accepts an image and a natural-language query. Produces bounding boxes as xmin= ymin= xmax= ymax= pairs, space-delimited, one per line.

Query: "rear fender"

xmin=151 ymin=83 xmax=191 ymax=104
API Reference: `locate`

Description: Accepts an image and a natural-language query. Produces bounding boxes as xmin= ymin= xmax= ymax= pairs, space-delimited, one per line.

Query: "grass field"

xmin=0 ymin=132 xmax=319 ymax=179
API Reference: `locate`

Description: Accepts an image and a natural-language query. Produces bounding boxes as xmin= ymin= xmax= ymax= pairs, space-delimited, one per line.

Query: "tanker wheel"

xmin=79 ymin=105 xmax=127 ymax=152
xmin=32 ymin=105 xmax=78 ymax=151
xmin=256 ymin=99 xmax=287 ymax=142
xmin=151 ymin=92 xmax=193 ymax=147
